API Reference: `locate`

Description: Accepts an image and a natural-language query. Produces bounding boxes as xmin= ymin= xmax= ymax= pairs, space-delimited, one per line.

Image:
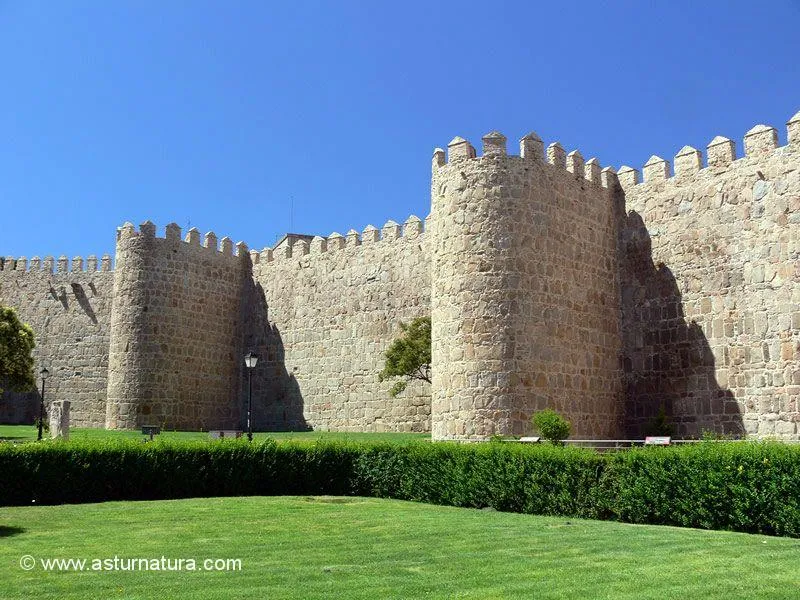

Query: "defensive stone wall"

xmin=105 ymin=222 xmax=249 ymax=430
xmin=0 ymin=254 xmax=114 ymax=426
xmin=430 ymin=131 xmax=624 ymax=440
xmin=2 ymin=108 xmax=798 ymax=441
xmin=252 ymin=217 xmax=431 ymax=432
xmin=620 ymin=112 xmax=800 ymax=438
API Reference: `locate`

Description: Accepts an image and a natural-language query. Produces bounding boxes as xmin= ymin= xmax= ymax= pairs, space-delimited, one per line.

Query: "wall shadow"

xmin=0 ymin=526 xmax=25 ymax=538
xmin=0 ymin=388 xmax=41 ymax=425
xmin=620 ymin=210 xmax=743 ymax=438
xmin=240 ymin=272 xmax=308 ymax=432
xmin=48 ymin=285 xmax=69 ymax=310
xmin=71 ymin=283 xmax=98 ymax=324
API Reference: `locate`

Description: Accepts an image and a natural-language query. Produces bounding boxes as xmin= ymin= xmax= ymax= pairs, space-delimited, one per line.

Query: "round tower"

xmin=430 ymin=131 xmax=624 ymax=441
xmin=105 ymin=221 xmax=154 ymax=428
xmin=430 ymin=133 xmax=521 ymax=440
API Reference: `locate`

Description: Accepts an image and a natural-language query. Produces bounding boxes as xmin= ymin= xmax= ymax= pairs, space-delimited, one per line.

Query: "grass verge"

xmin=1 ymin=496 xmax=798 ymax=599
xmin=0 ymin=424 xmax=429 ymax=444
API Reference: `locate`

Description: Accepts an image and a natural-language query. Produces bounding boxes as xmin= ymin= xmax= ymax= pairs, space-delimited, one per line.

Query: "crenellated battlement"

xmin=115 ymin=221 xmax=251 ymax=262
xmin=0 ymin=253 xmax=113 ymax=273
xmin=3 ymin=106 xmax=798 ymax=440
xmin=432 ymin=109 xmax=800 ymax=199
xmin=616 ymin=109 xmax=800 ymax=192
xmin=257 ymin=214 xmax=428 ymax=265
xmin=433 ymin=130 xmax=621 ymax=190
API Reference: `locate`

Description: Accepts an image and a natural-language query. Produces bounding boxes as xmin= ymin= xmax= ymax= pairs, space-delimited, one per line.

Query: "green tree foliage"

xmin=643 ymin=405 xmax=675 ymax=437
xmin=0 ymin=305 xmax=36 ymax=394
xmin=531 ymin=409 xmax=571 ymax=445
xmin=379 ymin=317 xmax=431 ymax=397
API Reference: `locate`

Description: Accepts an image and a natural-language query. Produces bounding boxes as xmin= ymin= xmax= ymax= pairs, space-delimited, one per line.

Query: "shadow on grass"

xmin=0 ymin=526 xmax=25 ymax=538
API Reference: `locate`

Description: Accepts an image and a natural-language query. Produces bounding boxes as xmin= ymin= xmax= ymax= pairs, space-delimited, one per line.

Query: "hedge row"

xmin=1 ymin=439 xmax=799 ymax=537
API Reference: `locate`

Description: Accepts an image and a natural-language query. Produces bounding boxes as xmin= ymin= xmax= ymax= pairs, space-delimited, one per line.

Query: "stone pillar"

xmin=49 ymin=400 xmax=70 ymax=440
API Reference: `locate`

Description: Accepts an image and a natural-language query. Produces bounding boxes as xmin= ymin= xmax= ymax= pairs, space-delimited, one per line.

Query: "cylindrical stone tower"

xmin=105 ymin=221 xmax=153 ymax=428
xmin=430 ymin=133 xmax=520 ymax=440
xmin=106 ymin=220 xmax=248 ymax=430
xmin=430 ymin=131 xmax=624 ymax=441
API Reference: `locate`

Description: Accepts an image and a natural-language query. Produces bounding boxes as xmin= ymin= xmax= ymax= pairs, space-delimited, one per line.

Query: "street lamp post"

xmin=37 ymin=367 xmax=50 ymax=441
xmin=244 ymin=352 xmax=259 ymax=442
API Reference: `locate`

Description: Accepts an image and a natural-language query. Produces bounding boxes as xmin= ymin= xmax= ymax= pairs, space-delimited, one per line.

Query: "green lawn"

xmin=1 ymin=497 xmax=798 ymax=599
xmin=0 ymin=424 xmax=428 ymax=444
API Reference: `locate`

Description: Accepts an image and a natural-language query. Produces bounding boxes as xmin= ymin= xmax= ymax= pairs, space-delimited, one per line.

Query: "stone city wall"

xmin=105 ymin=222 xmax=249 ymax=430
xmin=620 ymin=111 xmax=800 ymax=438
xmin=252 ymin=217 xmax=431 ymax=432
xmin=0 ymin=254 xmax=114 ymax=426
xmin=2 ymin=109 xmax=798 ymax=441
xmin=430 ymin=131 xmax=624 ymax=440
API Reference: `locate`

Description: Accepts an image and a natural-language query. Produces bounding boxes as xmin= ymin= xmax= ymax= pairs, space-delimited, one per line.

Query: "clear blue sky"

xmin=2 ymin=1 xmax=799 ymax=260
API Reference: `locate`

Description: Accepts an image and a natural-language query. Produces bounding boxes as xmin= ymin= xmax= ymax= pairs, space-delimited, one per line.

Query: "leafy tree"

xmin=379 ymin=317 xmax=431 ymax=397
xmin=531 ymin=409 xmax=571 ymax=445
xmin=0 ymin=305 xmax=36 ymax=394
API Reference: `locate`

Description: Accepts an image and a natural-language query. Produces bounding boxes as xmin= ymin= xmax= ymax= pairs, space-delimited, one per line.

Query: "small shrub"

xmin=700 ymin=429 xmax=736 ymax=441
xmin=643 ymin=406 xmax=674 ymax=437
xmin=33 ymin=416 xmax=49 ymax=435
xmin=531 ymin=409 xmax=571 ymax=445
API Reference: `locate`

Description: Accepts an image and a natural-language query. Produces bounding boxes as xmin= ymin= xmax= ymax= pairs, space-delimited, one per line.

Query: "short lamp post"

xmin=244 ymin=352 xmax=259 ymax=442
xmin=37 ymin=367 xmax=50 ymax=441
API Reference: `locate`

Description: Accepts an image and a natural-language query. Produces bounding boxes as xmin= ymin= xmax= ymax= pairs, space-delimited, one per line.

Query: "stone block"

xmin=447 ymin=136 xmax=475 ymax=161
xmin=743 ymin=124 xmax=778 ymax=157
xmin=482 ymin=131 xmax=507 ymax=157
xmin=49 ymin=400 xmax=70 ymax=440
xmin=566 ymin=150 xmax=584 ymax=177
xmin=788 ymin=110 xmax=800 ymax=145
xmin=643 ymin=155 xmax=670 ymax=182
xmin=547 ymin=142 xmax=566 ymax=168
xmin=707 ymin=136 xmax=735 ymax=167
xmin=674 ymin=146 xmax=702 ymax=176
xmin=520 ymin=132 xmax=544 ymax=160
xmin=617 ymin=166 xmax=640 ymax=188
xmin=584 ymin=158 xmax=601 ymax=184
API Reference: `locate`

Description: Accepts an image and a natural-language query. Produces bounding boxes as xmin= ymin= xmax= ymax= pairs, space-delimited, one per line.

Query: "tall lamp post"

xmin=244 ymin=352 xmax=259 ymax=442
xmin=37 ymin=367 xmax=50 ymax=441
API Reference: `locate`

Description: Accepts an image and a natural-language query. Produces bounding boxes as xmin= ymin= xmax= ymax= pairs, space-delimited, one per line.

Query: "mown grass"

xmin=0 ymin=424 xmax=428 ymax=445
xmin=0 ymin=496 xmax=798 ymax=599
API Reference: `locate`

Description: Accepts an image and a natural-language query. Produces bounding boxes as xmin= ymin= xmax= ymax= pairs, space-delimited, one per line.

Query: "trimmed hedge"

xmin=1 ymin=439 xmax=799 ymax=537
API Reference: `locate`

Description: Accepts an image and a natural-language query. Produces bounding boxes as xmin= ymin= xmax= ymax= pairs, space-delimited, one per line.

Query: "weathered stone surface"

xmin=431 ymin=149 xmax=623 ymax=440
xmin=0 ymin=259 xmax=113 ymax=426
xmin=252 ymin=222 xmax=431 ymax=433
xmin=49 ymin=400 xmax=70 ymax=439
xmin=1 ymin=109 xmax=798 ymax=442
xmin=621 ymin=122 xmax=800 ymax=439
xmin=105 ymin=225 xmax=246 ymax=430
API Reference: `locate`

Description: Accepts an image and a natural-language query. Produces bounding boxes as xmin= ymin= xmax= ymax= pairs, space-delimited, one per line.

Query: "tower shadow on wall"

xmin=240 ymin=274 xmax=308 ymax=432
xmin=0 ymin=387 xmax=40 ymax=427
xmin=620 ymin=210 xmax=743 ymax=438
